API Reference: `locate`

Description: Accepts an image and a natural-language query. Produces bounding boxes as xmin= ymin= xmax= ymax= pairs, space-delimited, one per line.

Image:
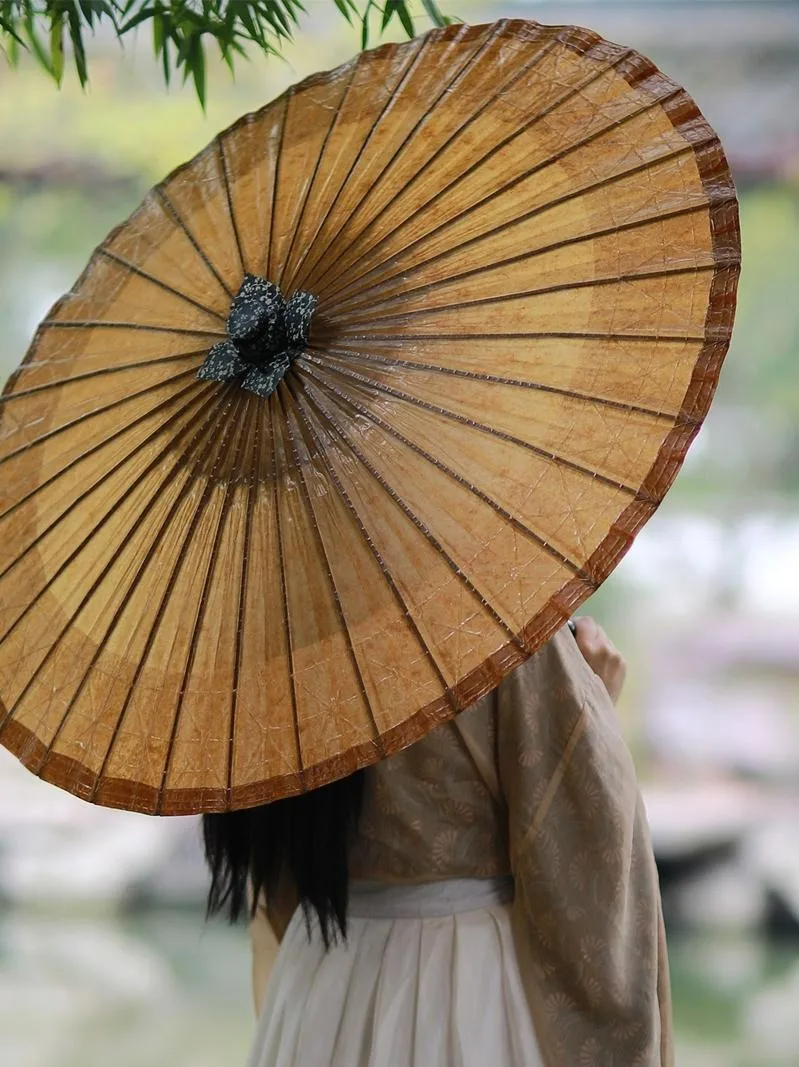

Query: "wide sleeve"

xmin=497 ymin=626 xmax=673 ymax=1067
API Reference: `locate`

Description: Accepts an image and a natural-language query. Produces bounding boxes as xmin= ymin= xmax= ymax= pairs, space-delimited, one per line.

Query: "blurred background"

xmin=1 ymin=1 xmax=798 ymax=1064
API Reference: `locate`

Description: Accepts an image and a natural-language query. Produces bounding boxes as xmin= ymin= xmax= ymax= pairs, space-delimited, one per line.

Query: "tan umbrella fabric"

xmin=0 ymin=19 xmax=740 ymax=815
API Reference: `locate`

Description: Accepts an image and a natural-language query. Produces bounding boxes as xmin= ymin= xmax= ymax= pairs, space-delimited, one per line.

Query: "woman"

xmin=204 ymin=617 xmax=672 ymax=1067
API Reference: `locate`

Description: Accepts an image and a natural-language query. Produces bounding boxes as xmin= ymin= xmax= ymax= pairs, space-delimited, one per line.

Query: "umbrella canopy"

xmin=0 ymin=19 xmax=740 ymax=815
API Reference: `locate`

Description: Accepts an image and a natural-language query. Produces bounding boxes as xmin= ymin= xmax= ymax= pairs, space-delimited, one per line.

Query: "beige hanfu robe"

xmin=251 ymin=626 xmax=673 ymax=1066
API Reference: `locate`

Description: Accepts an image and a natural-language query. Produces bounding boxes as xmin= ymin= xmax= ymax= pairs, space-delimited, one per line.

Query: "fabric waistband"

xmin=347 ymin=876 xmax=515 ymax=919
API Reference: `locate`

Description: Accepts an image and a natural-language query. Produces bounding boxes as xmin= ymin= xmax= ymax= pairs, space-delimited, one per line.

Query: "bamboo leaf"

xmin=237 ymin=4 xmax=265 ymax=49
xmin=50 ymin=11 xmax=65 ymax=85
xmin=394 ymin=1 xmax=415 ymax=37
xmin=5 ymin=31 xmax=21 ymax=66
xmin=264 ymin=1 xmax=292 ymax=36
xmin=119 ymin=5 xmax=159 ymax=34
xmin=68 ymin=6 xmax=89 ymax=86
xmin=332 ymin=0 xmax=354 ymax=26
xmin=161 ymin=34 xmax=171 ymax=85
xmin=0 ymin=0 xmax=459 ymax=105
xmin=191 ymin=37 xmax=206 ymax=110
xmin=153 ymin=10 xmax=164 ymax=56
xmin=420 ymin=0 xmax=449 ymax=27
xmin=360 ymin=0 xmax=374 ymax=49
xmin=0 ymin=18 xmax=24 ymax=51
xmin=78 ymin=0 xmax=114 ymax=29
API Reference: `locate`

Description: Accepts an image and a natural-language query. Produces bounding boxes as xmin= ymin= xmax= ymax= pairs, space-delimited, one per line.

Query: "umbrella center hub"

xmin=197 ymin=274 xmax=317 ymax=398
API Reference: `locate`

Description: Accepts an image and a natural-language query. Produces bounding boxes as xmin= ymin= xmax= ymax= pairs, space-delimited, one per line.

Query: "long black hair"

xmin=202 ymin=769 xmax=366 ymax=947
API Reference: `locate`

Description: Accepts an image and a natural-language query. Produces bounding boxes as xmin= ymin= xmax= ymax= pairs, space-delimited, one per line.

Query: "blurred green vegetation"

xmin=0 ymin=1 xmax=451 ymax=106
xmin=0 ymin=28 xmax=356 ymax=180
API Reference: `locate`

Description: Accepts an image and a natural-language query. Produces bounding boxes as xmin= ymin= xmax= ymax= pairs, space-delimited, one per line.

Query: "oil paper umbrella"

xmin=0 ymin=20 xmax=740 ymax=815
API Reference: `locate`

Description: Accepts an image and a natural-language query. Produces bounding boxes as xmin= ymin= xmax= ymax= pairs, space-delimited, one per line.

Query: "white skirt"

xmin=247 ymin=876 xmax=546 ymax=1067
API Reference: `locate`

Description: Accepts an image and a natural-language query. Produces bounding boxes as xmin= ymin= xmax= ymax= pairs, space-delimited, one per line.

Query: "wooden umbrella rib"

xmin=225 ymin=408 xmax=261 ymax=801
xmin=296 ymin=21 xmax=501 ymax=296
xmin=286 ymin=34 xmax=431 ymax=294
xmin=318 ymin=54 xmax=666 ymax=306
xmin=293 ymin=369 xmax=528 ymax=655
xmin=275 ymin=390 xmax=384 ymax=750
xmin=40 ymin=320 xmax=224 ymax=338
xmin=338 ymin=261 xmax=721 ymax=332
xmin=156 ymin=392 xmax=251 ymax=812
xmin=1 ymin=350 xmax=207 ymax=401
xmin=97 ymin=249 xmax=227 ymax=323
xmin=40 ymin=392 xmax=236 ymax=779
xmin=313 ymin=43 xmax=638 ymax=304
xmin=217 ymin=140 xmax=246 ymax=279
xmin=268 ymin=395 xmax=305 ymax=780
xmin=266 ymin=92 xmax=291 ymax=284
xmin=300 ymin=355 xmax=642 ymax=496
xmin=299 ymin=368 xmax=590 ymax=580
xmin=0 ymin=378 xmax=207 ymax=534
xmin=0 ymin=386 xmax=225 ymax=749
xmin=155 ymin=188 xmax=234 ymax=300
xmin=278 ymin=58 xmax=361 ymax=291
xmin=85 ymin=389 xmax=242 ymax=801
xmin=299 ymin=20 xmax=515 ymax=296
xmin=315 ymin=345 xmax=677 ymax=422
xmin=338 ymin=329 xmax=708 ymax=344
xmin=286 ymin=375 xmax=460 ymax=709
xmin=331 ymin=133 xmax=721 ymax=316
xmin=334 ymin=198 xmax=727 ymax=322
xmin=0 ymin=387 xmax=217 ymax=644
xmin=279 ymin=383 xmax=385 ymax=750
xmin=0 ymin=366 xmax=201 ymax=469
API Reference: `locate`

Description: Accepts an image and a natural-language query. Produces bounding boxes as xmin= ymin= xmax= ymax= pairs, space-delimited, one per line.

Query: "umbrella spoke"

xmin=292 ymin=370 xmax=529 ymax=655
xmin=267 ymin=394 xmax=305 ymax=781
xmin=313 ymin=344 xmax=678 ymax=421
xmin=284 ymin=35 xmax=430 ymax=295
xmin=285 ymin=372 xmax=460 ymax=711
xmin=217 ymin=141 xmax=247 ymax=281
xmin=96 ymin=250 xmax=226 ymax=323
xmin=336 ymin=328 xmax=709 ymax=344
xmin=0 ymin=387 xmax=226 ymax=759
xmin=226 ymin=411 xmax=262 ymax=801
xmin=0 ymin=365 xmax=202 ymax=467
xmin=2 ymin=350 xmax=207 ymax=400
xmin=299 ymin=354 xmax=642 ymax=495
xmin=294 ymin=22 xmax=509 ymax=295
xmin=155 ymin=188 xmax=235 ymax=300
xmin=310 ymin=41 xmax=638 ymax=304
xmin=40 ymin=320 xmax=224 ymax=338
xmin=266 ymin=96 xmax=290 ymax=285
xmin=298 ymin=364 xmax=591 ymax=582
xmin=277 ymin=384 xmax=385 ymax=752
xmin=156 ymin=391 xmax=251 ymax=811
xmin=278 ymin=59 xmax=361 ymax=291
xmin=330 ymin=200 xmax=727 ymax=322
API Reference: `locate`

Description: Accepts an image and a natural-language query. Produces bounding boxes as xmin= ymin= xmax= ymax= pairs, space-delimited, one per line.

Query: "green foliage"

xmin=0 ymin=0 xmax=452 ymax=106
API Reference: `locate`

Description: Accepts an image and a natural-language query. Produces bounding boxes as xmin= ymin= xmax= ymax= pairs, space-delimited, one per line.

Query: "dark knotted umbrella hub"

xmin=197 ymin=274 xmax=316 ymax=398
